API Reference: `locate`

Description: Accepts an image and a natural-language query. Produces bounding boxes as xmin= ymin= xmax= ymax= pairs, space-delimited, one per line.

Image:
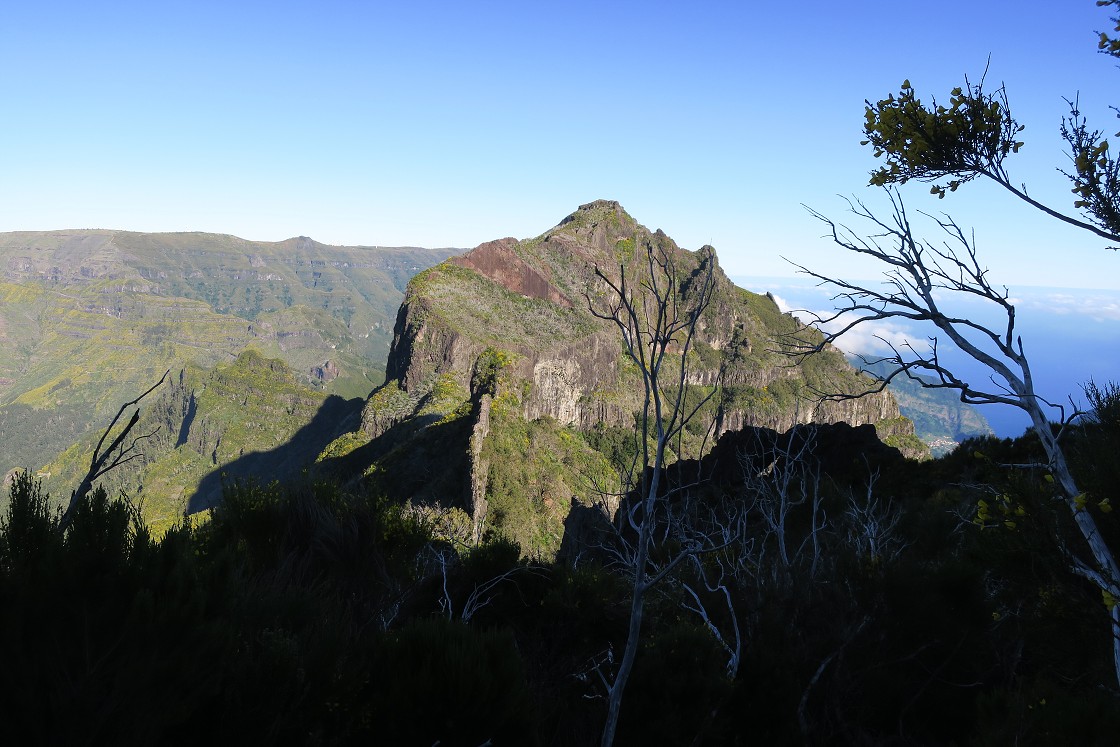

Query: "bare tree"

xmin=428 ymin=542 xmax=545 ymax=623
xmin=738 ymin=425 xmax=828 ymax=586
xmin=588 ymin=236 xmax=720 ymax=747
xmin=678 ymin=530 xmax=746 ymax=681
xmin=59 ymin=370 xmax=169 ymax=533
xmin=793 ymin=190 xmax=1120 ymax=686
xmin=843 ymin=461 xmax=906 ymax=568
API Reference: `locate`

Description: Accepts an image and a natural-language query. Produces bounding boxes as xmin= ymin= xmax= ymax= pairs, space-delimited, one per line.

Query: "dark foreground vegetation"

xmin=3 ymin=395 xmax=1120 ymax=746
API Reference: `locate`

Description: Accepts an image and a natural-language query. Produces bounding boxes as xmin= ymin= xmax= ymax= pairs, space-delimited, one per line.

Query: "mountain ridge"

xmin=0 ymin=229 xmax=457 ymax=512
xmin=377 ymin=200 xmax=909 ymax=437
xmin=333 ymin=200 xmax=926 ymax=556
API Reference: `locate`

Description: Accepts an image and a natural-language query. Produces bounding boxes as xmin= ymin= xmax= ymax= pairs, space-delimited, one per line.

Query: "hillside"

xmin=0 ymin=229 xmax=455 ymax=504
xmin=4 ymin=210 xmax=1116 ymax=745
xmin=30 ymin=350 xmax=364 ymax=532
xmin=854 ymin=357 xmax=994 ymax=455
xmin=321 ymin=201 xmax=925 ymax=556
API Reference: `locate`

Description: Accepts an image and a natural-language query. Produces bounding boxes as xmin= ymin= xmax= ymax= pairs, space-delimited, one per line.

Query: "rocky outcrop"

xmin=370 ymin=200 xmax=903 ymax=443
xmin=311 ymin=359 xmax=340 ymax=382
xmin=353 ymin=201 xmax=922 ymax=556
xmin=451 ymin=238 xmax=572 ymax=307
xmin=467 ymin=394 xmax=492 ymax=542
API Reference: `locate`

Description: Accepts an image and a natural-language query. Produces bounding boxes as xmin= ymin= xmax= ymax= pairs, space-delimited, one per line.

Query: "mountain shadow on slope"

xmin=556 ymin=421 xmax=910 ymax=563
xmin=315 ymin=410 xmax=475 ymax=511
xmin=188 ymin=393 xmax=364 ymax=514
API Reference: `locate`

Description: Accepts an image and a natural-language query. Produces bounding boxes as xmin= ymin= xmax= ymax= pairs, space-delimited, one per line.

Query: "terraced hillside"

xmin=0 ymin=230 xmax=456 ymax=510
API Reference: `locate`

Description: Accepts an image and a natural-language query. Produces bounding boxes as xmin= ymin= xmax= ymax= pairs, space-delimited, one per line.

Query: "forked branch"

xmin=59 ymin=370 xmax=170 ymax=532
xmin=799 ymin=189 xmax=1120 ymax=685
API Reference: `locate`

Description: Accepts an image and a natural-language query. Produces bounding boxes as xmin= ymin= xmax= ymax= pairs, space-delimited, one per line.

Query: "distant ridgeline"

xmin=315 ymin=200 xmax=928 ymax=557
xmin=1 ymin=210 xmax=946 ymax=542
xmin=0 ymin=229 xmax=456 ymax=528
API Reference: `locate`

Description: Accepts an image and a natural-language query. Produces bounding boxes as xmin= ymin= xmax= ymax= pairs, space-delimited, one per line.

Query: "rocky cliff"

xmin=371 ymin=201 xmax=904 ymax=435
xmin=338 ymin=201 xmax=923 ymax=556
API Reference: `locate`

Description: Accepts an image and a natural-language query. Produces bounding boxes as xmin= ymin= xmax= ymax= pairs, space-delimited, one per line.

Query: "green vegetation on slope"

xmin=480 ymin=407 xmax=617 ymax=558
xmin=0 ymin=230 xmax=455 ymax=490
xmin=410 ymin=262 xmax=596 ymax=346
xmin=856 ymin=357 xmax=994 ymax=455
xmin=35 ymin=350 xmax=360 ymax=534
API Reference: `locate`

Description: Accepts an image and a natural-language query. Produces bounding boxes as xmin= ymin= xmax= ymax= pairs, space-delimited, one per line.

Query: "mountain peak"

xmin=382 ymin=202 xmax=907 ymax=438
xmin=578 ymin=198 xmax=624 ymax=212
xmin=556 ymin=199 xmax=634 ymax=232
xmin=362 ymin=203 xmax=917 ymax=555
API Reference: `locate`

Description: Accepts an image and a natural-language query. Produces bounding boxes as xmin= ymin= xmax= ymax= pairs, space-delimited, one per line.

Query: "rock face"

xmin=311 ymin=360 xmax=341 ymax=382
xmin=450 ymin=238 xmax=572 ymax=308
xmin=374 ymin=200 xmax=903 ymax=438
xmin=349 ymin=201 xmax=923 ymax=556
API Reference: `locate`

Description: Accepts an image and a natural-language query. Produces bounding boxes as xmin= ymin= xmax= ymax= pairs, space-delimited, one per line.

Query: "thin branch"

xmin=59 ymin=370 xmax=170 ymax=533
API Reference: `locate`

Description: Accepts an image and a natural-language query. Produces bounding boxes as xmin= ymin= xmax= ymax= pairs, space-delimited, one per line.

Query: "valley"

xmin=0 ymin=230 xmax=455 ymax=524
xmin=0 ymin=210 xmax=999 ymax=529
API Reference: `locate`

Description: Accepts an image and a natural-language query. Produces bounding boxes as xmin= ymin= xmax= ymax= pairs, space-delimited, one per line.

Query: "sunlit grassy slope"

xmin=0 ymin=230 xmax=456 ymax=502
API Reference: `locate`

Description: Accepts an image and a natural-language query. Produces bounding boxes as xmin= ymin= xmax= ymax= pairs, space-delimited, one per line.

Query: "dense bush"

xmin=3 ymin=422 xmax=1120 ymax=745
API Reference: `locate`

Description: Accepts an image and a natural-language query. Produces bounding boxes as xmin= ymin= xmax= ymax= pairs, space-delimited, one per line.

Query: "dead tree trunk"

xmin=589 ymin=237 xmax=718 ymax=747
xmin=796 ymin=190 xmax=1120 ymax=686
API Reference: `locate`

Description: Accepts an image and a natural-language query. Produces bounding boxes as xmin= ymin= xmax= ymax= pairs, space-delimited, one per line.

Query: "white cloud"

xmin=1016 ymin=292 xmax=1120 ymax=322
xmin=791 ymin=308 xmax=922 ymax=356
xmin=769 ymin=293 xmax=793 ymax=313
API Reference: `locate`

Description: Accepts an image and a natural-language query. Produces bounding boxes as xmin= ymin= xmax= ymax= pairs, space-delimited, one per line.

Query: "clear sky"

xmin=2 ymin=1 xmax=1117 ymax=289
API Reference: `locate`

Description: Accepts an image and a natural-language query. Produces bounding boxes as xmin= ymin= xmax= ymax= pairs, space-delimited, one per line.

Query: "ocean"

xmin=732 ymin=276 xmax=1120 ymax=439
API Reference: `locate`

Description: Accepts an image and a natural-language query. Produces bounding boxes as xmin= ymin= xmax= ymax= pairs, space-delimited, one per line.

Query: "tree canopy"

xmin=1100 ymin=0 xmax=1120 ymax=57
xmin=861 ymin=6 xmax=1120 ymax=245
xmin=805 ymin=0 xmax=1120 ymax=691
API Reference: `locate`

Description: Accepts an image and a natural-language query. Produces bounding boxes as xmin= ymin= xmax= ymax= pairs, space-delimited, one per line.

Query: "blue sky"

xmin=2 ymin=1 xmax=1117 ymax=289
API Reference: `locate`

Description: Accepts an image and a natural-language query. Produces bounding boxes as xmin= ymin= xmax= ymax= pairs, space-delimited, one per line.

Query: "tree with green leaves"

xmin=861 ymin=4 xmax=1120 ymax=246
xmin=1099 ymin=0 xmax=1120 ymax=56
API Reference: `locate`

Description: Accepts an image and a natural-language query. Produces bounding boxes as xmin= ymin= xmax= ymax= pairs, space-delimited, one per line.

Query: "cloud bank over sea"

xmin=735 ymin=277 xmax=1120 ymax=439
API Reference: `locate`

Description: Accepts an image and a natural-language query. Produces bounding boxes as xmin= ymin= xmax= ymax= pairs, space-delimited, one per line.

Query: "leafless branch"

xmin=59 ymin=370 xmax=170 ymax=533
xmin=588 ymin=237 xmax=723 ymax=747
xmin=800 ymin=188 xmax=1120 ymax=686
